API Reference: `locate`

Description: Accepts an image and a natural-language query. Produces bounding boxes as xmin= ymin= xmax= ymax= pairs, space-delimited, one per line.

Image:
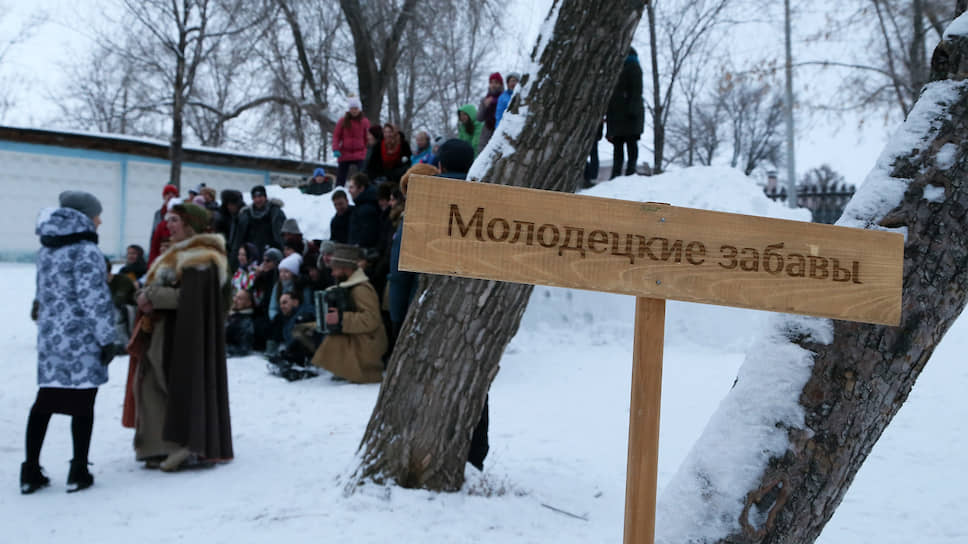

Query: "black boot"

xmin=20 ymin=462 xmax=50 ymax=494
xmin=66 ymin=460 xmax=94 ymax=493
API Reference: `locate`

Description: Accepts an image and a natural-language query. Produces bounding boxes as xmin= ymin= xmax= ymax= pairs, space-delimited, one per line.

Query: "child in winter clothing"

xmin=226 ymin=289 xmax=256 ymax=357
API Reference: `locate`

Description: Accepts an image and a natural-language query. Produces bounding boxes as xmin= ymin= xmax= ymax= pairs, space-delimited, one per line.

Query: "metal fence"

xmin=764 ymin=183 xmax=856 ymax=224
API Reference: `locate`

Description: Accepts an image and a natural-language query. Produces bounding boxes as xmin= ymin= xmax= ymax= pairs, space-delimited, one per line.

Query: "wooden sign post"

xmin=399 ymin=175 xmax=903 ymax=543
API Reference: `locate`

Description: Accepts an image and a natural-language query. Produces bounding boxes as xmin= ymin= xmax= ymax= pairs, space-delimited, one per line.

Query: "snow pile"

xmin=263 ymin=185 xmax=341 ymax=242
xmin=942 ymin=11 xmax=968 ymax=40
xmin=519 ymin=166 xmax=811 ymax=353
xmin=936 ymin=142 xmax=959 ymax=171
xmin=654 ymin=81 xmax=967 ymax=542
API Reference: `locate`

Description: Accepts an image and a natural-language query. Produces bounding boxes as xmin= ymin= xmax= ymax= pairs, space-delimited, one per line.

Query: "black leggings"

xmin=25 ymin=388 xmax=97 ymax=466
xmin=337 ymin=160 xmax=365 ymax=187
xmin=611 ymin=137 xmax=639 ymax=178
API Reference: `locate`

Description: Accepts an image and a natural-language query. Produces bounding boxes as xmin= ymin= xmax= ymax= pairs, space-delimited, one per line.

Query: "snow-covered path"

xmin=1 ymin=260 xmax=965 ymax=543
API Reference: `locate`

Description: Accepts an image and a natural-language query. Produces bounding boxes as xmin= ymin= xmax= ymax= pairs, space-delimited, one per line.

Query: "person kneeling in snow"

xmin=310 ymin=245 xmax=387 ymax=383
xmin=265 ymin=290 xmax=318 ymax=380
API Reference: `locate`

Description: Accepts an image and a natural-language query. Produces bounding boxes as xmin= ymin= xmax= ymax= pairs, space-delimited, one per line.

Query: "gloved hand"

xmin=99 ymin=345 xmax=116 ymax=366
xmin=30 ymin=300 xmax=39 ymax=321
xmin=333 ymin=150 xmax=342 ymax=159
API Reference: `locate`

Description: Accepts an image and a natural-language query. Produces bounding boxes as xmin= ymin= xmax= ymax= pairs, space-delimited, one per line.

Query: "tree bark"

xmin=694 ymin=31 xmax=968 ymax=544
xmin=350 ymin=0 xmax=647 ymax=492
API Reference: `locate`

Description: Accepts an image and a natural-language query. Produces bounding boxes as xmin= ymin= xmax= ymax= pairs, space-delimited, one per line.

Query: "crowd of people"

xmin=21 ymin=64 xmax=643 ymax=494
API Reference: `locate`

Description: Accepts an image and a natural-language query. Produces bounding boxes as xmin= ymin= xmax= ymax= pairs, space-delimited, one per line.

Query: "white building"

xmin=0 ymin=126 xmax=324 ymax=260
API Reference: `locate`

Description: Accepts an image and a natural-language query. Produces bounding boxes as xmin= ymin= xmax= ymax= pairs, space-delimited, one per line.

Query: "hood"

xmin=36 ymin=207 xmax=96 ymax=238
xmin=458 ymin=103 xmax=478 ymax=119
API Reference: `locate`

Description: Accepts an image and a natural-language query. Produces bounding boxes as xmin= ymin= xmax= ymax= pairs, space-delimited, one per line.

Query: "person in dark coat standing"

xmin=23 ymin=191 xmax=117 ymax=494
xmin=330 ymin=190 xmax=353 ymax=244
xmin=606 ymin=47 xmax=645 ymax=179
xmin=126 ymin=203 xmax=233 ymax=472
xmin=215 ymin=189 xmax=244 ymax=268
xmin=232 ymin=185 xmax=287 ymax=260
xmin=347 ymin=173 xmax=381 ymax=250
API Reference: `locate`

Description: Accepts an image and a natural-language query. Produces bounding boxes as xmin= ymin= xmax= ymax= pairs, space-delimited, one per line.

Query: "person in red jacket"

xmin=332 ymin=96 xmax=371 ymax=187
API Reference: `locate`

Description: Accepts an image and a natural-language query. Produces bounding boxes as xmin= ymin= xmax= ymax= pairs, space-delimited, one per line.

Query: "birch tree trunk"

xmin=349 ymin=0 xmax=648 ymax=493
xmin=656 ymin=22 xmax=968 ymax=543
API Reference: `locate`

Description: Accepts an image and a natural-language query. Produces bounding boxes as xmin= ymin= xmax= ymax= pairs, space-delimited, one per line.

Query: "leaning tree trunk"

xmin=655 ymin=19 xmax=968 ymax=544
xmin=349 ymin=0 xmax=648 ymax=492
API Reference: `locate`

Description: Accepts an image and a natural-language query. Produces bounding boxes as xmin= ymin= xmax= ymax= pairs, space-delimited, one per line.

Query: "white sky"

xmin=1 ymin=0 xmax=894 ymax=187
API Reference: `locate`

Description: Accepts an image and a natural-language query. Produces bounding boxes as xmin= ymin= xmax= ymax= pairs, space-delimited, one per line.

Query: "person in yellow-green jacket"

xmin=457 ymin=103 xmax=483 ymax=157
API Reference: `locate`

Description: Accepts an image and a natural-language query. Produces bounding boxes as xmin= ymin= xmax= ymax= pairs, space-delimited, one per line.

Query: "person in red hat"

xmin=148 ymin=184 xmax=179 ymax=266
xmin=475 ymin=72 xmax=505 ymax=154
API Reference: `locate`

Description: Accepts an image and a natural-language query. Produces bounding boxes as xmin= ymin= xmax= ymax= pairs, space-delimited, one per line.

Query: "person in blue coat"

xmin=495 ymin=71 xmax=520 ymax=128
xmin=23 ymin=191 xmax=117 ymax=494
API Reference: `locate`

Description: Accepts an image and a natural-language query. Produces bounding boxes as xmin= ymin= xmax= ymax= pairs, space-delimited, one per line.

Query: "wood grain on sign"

xmin=400 ymin=176 xmax=904 ymax=326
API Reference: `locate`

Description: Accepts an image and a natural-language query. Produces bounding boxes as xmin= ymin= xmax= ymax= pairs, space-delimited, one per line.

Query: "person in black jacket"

xmin=232 ymin=185 xmax=287 ymax=261
xmin=606 ymin=47 xmax=645 ymax=179
xmin=347 ymin=173 xmax=381 ymax=250
xmin=330 ymin=190 xmax=353 ymax=244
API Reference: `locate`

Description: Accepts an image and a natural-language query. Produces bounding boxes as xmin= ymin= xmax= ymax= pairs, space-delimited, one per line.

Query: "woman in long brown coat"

xmin=126 ymin=202 xmax=233 ymax=471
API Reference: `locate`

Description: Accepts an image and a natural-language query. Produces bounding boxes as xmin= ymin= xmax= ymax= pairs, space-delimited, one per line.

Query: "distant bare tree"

xmin=96 ymin=0 xmax=267 ymax=188
xmin=641 ymin=0 xmax=734 ymax=174
xmin=340 ymin=0 xmax=421 ymax=125
xmin=0 ymin=4 xmax=46 ymax=121
xmin=719 ymin=75 xmax=785 ymax=175
xmin=55 ymin=43 xmax=158 ymax=136
xmin=800 ymin=163 xmax=845 ymax=190
xmin=803 ymin=0 xmax=959 ymax=119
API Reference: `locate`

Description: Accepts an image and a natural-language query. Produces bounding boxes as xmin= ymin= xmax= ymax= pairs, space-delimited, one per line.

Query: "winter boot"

xmin=20 ymin=462 xmax=50 ymax=495
xmin=66 ymin=460 xmax=94 ymax=493
xmin=160 ymin=448 xmax=192 ymax=472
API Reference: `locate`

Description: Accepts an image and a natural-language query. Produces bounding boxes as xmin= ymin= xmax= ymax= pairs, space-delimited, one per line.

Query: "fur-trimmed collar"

xmin=145 ymin=233 xmax=229 ymax=287
xmin=338 ymin=267 xmax=370 ymax=289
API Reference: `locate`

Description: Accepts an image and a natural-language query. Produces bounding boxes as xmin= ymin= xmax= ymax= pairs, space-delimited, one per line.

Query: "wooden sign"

xmin=399 ymin=174 xmax=904 ymax=544
xmin=400 ymin=175 xmax=903 ymax=326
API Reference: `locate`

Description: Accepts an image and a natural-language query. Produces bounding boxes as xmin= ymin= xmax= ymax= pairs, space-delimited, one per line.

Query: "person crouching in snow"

xmin=310 ymin=245 xmax=387 ymax=383
xmin=23 ymin=191 xmax=117 ymax=494
xmin=125 ymin=202 xmax=233 ymax=472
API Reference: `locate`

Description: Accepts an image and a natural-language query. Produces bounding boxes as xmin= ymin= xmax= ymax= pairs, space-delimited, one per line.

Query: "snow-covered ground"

xmin=1 ymin=168 xmax=966 ymax=543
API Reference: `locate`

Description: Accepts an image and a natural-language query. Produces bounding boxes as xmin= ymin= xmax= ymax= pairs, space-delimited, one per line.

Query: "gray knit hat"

xmin=263 ymin=247 xmax=284 ymax=264
xmin=281 ymin=218 xmax=301 ymax=235
xmin=506 ymin=71 xmax=521 ymax=82
xmin=59 ymin=191 xmax=102 ymax=219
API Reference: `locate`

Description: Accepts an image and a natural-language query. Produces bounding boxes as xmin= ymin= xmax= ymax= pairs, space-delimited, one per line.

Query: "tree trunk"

xmin=340 ymin=0 xmax=419 ymax=126
xmin=958 ymin=0 xmax=967 ymax=17
xmin=647 ymin=2 xmax=663 ymax=174
xmin=349 ymin=0 xmax=647 ymax=493
xmin=656 ymin=29 xmax=968 ymax=544
xmin=170 ymin=36 xmax=187 ymax=189
xmin=910 ymin=0 xmax=927 ymax=94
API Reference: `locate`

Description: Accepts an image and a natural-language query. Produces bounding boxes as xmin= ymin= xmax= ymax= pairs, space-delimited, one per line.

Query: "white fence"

xmin=0 ymin=139 xmax=304 ymax=260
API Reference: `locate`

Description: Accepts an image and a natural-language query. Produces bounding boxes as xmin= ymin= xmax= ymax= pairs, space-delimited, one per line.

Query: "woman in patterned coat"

xmin=22 ymin=191 xmax=117 ymax=494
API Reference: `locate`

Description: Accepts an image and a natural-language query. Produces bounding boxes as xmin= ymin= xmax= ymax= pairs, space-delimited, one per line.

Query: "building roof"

xmin=0 ymin=125 xmax=326 ymax=174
